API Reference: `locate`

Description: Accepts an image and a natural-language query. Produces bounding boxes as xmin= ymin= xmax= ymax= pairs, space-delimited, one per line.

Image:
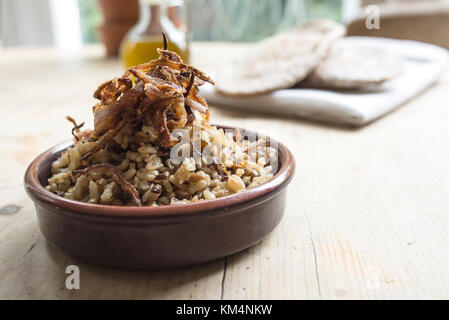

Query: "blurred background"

xmin=1 ymin=0 xmax=448 ymax=52
xmin=2 ymin=0 xmax=449 ymax=302
xmin=0 ymin=0 xmax=342 ymax=48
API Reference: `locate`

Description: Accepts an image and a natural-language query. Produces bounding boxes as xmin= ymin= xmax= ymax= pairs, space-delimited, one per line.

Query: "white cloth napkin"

xmin=201 ymin=37 xmax=449 ymax=126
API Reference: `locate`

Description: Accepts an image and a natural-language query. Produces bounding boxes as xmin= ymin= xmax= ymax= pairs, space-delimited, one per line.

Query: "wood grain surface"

xmin=0 ymin=43 xmax=448 ymax=299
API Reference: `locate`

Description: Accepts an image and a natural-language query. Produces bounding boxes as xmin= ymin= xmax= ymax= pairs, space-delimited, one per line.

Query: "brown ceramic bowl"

xmin=24 ymin=126 xmax=295 ymax=269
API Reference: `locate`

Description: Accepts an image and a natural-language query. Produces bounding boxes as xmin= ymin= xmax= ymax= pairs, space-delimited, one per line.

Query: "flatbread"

xmin=215 ymin=19 xmax=346 ymax=96
xmin=304 ymin=46 xmax=404 ymax=89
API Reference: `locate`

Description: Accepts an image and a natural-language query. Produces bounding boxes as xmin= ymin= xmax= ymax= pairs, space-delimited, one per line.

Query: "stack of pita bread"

xmin=215 ymin=19 xmax=403 ymax=96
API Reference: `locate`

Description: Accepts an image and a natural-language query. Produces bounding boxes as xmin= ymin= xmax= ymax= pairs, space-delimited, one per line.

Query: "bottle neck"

xmin=139 ymin=0 xmax=163 ymax=35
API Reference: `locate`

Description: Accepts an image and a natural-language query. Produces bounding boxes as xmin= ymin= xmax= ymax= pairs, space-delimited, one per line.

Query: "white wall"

xmin=0 ymin=0 xmax=55 ymax=47
xmin=0 ymin=0 xmax=82 ymax=48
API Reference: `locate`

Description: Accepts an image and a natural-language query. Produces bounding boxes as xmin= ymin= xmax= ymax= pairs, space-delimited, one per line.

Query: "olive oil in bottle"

xmin=120 ymin=0 xmax=190 ymax=68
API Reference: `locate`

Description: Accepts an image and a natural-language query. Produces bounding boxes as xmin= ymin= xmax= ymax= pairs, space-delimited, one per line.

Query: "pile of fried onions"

xmin=69 ymin=42 xmax=214 ymax=206
xmin=88 ymin=47 xmax=213 ymax=148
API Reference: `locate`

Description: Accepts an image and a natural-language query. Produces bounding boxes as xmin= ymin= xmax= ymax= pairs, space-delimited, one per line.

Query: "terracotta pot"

xmin=97 ymin=0 xmax=139 ymax=23
xmin=97 ymin=22 xmax=134 ymax=56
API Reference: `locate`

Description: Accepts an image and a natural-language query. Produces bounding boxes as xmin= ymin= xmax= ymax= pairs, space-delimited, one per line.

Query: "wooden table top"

xmin=1 ymin=43 xmax=448 ymax=299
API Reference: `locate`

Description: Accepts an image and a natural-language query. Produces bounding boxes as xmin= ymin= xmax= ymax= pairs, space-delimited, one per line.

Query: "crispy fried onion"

xmin=88 ymin=38 xmax=214 ymax=149
xmin=66 ymin=116 xmax=85 ymax=143
xmin=66 ymin=116 xmax=93 ymax=144
xmin=72 ymin=164 xmax=142 ymax=206
xmin=81 ymin=121 xmax=126 ymax=160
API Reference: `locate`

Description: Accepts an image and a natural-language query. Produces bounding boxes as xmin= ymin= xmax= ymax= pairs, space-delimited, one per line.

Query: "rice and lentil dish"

xmin=46 ymin=37 xmax=278 ymax=206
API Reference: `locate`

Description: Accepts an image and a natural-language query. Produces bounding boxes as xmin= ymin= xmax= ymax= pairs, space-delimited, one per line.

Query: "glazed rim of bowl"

xmin=25 ymin=126 xmax=295 ymax=220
